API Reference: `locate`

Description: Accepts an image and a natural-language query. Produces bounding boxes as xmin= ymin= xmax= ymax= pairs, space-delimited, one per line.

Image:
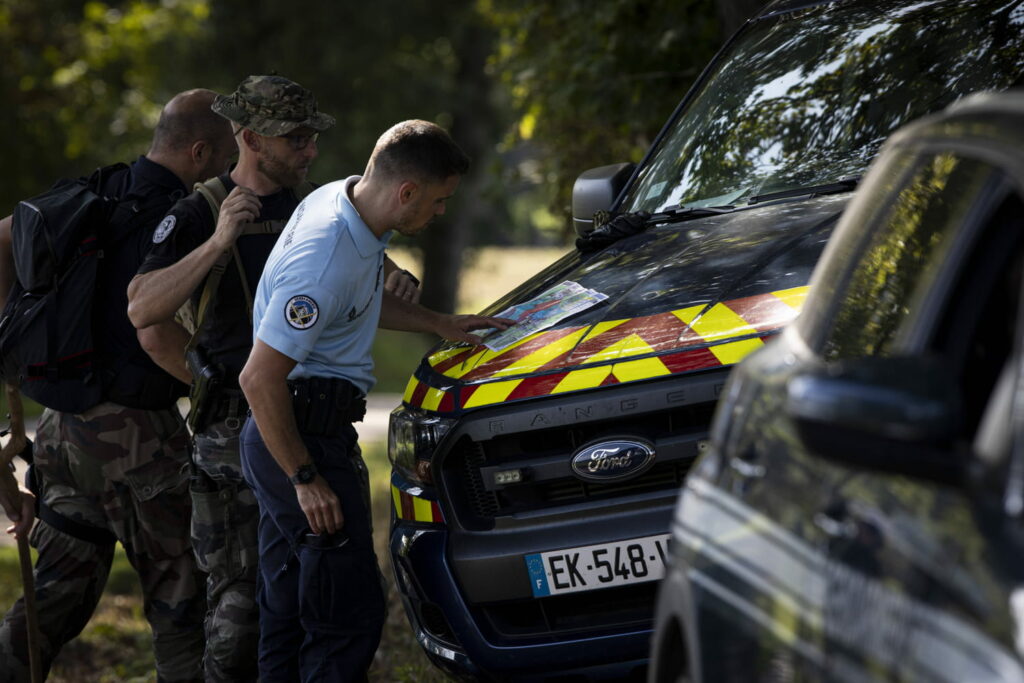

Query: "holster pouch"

xmin=186 ymin=347 xmax=223 ymax=433
xmin=289 ymin=376 xmax=366 ymax=437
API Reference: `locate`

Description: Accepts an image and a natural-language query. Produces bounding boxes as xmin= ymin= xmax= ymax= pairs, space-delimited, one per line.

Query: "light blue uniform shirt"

xmin=252 ymin=175 xmax=390 ymax=395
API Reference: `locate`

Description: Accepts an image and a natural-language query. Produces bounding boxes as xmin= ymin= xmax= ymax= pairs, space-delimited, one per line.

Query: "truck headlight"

xmin=389 ymin=406 xmax=455 ymax=485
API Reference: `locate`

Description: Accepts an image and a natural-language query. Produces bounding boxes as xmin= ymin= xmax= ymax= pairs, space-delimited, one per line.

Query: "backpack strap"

xmin=85 ymin=162 xmax=130 ymax=195
xmin=193 ymin=177 xmax=230 ymax=223
xmin=25 ymin=463 xmax=117 ymax=545
xmin=106 ymin=190 xmax=180 ymax=246
xmin=236 ymin=181 xmax=313 ymax=236
xmin=188 ymin=178 xmax=236 ymax=352
xmin=194 ymin=179 xmax=312 ymax=235
xmin=186 ymin=178 xmax=313 ymax=348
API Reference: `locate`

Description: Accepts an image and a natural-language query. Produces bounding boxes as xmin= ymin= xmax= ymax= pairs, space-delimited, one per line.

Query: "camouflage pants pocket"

xmin=123 ymin=456 xmax=191 ymax=561
xmin=190 ymin=480 xmax=259 ymax=585
xmin=122 ymin=459 xmax=203 ymax=682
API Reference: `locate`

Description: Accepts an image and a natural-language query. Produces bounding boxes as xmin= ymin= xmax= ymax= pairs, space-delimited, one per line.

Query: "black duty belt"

xmin=208 ymin=390 xmax=248 ymax=429
xmin=289 ymin=376 xmax=366 ymax=437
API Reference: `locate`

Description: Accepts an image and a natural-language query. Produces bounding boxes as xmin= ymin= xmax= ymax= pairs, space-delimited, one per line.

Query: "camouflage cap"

xmin=211 ymin=75 xmax=335 ymax=137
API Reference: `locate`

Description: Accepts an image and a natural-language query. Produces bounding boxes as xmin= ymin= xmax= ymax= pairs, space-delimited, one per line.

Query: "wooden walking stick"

xmin=1 ymin=383 xmax=42 ymax=683
xmin=15 ymin=532 xmax=41 ymax=683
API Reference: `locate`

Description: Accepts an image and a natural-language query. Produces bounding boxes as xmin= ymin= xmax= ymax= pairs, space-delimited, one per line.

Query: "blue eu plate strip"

xmin=525 ymin=553 xmax=550 ymax=597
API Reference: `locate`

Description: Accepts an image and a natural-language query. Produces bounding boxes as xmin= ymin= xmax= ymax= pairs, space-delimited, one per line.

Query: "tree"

xmin=167 ymin=0 xmax=508 ymax=315
xmin=418 ymin=9 xmax=503 ymax=314
xmin=483 ymin=0 xmax=721 ymax=235
xmin=0 ymin=0 xmax=212 ymax=211
xmin=0 ymin=0 xmax=730 ymax=312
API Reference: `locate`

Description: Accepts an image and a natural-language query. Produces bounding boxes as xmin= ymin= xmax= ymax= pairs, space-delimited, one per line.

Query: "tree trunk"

xmin=419 ymin=13 xmax=496 ymax=315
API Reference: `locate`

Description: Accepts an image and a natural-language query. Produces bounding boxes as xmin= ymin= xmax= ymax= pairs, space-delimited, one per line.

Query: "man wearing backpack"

xmin=127 ymin=74 xmax=420 ymax=682
xmin=0 ymin=88 xmax=237 ymax=683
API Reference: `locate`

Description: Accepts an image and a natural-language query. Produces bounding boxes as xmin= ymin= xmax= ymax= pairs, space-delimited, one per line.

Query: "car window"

xmin=818 ymin=152 xmax=1008 ymax=361
xmin=930 ymin=185 xmax=1024 ymax=434
xmin=796 ymin=147 xmax=920 ymax=341
xmin=620 ymin=0 xmax=1024 ymax=214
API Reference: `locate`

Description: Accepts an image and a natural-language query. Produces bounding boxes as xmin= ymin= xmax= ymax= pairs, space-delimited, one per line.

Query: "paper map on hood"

xmin=479 ymin=281 xmax=608 ymax=351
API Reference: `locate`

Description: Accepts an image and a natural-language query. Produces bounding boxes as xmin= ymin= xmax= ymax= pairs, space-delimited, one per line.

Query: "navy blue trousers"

xmin=240 ymin=417 xmax=385 ymax=682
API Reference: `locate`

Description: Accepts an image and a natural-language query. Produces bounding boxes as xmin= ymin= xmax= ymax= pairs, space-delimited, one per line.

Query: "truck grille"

xmin=479 ymin=582 xmax=659 ymax=641
xmin=440 ymin=401 xmax=716 ymax=528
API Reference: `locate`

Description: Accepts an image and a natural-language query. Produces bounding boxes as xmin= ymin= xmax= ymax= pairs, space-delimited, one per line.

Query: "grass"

xmin=0 ymin=440 xmax=450 ymax=682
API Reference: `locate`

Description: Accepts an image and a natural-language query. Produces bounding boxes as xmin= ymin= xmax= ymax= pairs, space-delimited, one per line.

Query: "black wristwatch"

xmin=289 ymin=462 xmax=318 ymax=486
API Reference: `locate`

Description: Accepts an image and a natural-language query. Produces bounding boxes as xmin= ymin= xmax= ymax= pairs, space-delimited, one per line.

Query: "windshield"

xmin=621 ymin=0 xmax=1024 ymax=213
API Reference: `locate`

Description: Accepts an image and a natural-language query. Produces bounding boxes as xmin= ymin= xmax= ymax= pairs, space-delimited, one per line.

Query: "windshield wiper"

xmin=746 ymin=177 xmax=861 ymax=205
xmin=648 ymin=204 xmax=735 ymax=223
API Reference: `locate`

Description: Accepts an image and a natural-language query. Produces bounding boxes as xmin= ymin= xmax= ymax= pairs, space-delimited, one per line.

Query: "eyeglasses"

xmin=279 ymin=132 xmax=319 ymax=151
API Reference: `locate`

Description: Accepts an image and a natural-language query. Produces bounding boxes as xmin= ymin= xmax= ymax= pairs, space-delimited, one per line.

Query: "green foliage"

xmin=0 ymin=0 xmax=212 ymax=210
xmin=0 ymin=0 xmax=729 ymax=269
xmin=483 ymin=0 xmax=720 ymax=233
xmin=177 ymin=1 xmax=505 ymax=192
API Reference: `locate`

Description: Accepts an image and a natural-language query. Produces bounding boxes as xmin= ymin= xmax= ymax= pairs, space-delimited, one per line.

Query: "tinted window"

xmin=621 ymin=0 xmax=1024 ymax=213
xmin=820 ymin=153 xmax=1004 ymax=360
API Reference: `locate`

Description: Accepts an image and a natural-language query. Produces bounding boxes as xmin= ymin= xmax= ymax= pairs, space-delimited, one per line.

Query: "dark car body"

xmin=651 ymin=91 xmax=1024 ymax=682
xmin=389 ymin=1 xmax=1024 ymax=680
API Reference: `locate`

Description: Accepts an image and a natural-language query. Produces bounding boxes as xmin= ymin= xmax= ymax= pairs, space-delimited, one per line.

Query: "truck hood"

xmin=403 ymin=194 xmax=849 ymax=414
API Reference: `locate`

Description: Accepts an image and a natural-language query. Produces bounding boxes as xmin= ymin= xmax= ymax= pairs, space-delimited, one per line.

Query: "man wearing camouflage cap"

xmin=127 ymin=74 xmax=418 ymax=682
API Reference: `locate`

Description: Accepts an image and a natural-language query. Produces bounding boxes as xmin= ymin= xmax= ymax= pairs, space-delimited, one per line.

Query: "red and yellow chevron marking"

xmin=392 ymin=484 xmax=444 ymax=524
xmin=402 ymin=286 xmax=808 ymax=413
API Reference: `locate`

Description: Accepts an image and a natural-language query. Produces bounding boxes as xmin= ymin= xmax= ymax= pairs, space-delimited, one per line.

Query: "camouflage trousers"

xmin=190 ymin=417 xmax=260 ymax=682
xmin=0 ymin=403 xmax=204 ymax=683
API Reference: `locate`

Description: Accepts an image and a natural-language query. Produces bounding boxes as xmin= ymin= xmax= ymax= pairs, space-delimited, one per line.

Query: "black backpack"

xmin=0 ymin=164 xmax=168 ymax=413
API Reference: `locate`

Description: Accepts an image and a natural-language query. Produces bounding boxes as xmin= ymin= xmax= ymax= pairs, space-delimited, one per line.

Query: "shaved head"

xmin=150 ymin=88 xmax=231 ymax=154
xmin=147 ymin=88 xmax=237 ymax=186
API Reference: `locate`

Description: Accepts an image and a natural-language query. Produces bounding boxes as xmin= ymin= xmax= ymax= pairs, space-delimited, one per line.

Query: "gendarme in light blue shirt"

xmin=252 ymin=175 xmax=390 ymax=395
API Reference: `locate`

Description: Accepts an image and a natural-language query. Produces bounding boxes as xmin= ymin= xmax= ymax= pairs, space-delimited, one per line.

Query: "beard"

xmin=257 ymin=150 xmax=307 ymax=189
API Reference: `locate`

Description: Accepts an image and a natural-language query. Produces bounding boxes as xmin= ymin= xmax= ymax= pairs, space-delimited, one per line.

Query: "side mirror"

xmin=786 ymin=356 xmax=966 ymax=485
xmin=571 ymin=162 xmax=636 ymax=237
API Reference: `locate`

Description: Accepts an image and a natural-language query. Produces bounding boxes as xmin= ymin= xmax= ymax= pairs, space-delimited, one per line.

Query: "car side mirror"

xmin=785 ymin=356 xmax=966 ymax=485
xmin=571 ymin=162 xmax=636 ymax=237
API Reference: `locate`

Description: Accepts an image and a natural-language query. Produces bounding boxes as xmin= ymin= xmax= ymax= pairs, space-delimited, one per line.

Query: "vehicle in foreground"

xmin=389 ymin=1 xmax=1024 ymax=679
xmin=651 ymin=89 xmax=1024 ymax=682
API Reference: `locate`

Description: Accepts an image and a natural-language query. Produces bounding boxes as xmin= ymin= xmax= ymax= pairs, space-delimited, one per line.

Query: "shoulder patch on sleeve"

xmin=152 ymin=215 xmax=176 ymax=243
xmin=285 ymin=295 xmax=319 ymax=330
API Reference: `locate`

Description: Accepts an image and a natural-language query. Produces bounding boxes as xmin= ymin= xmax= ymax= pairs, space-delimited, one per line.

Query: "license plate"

xmin=525 ymin=533 xmax=671 ymax=597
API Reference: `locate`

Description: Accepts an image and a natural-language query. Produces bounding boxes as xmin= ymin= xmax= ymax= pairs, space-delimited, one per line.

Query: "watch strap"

xmin=289 ymin=462 xmax=318 ymax=485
